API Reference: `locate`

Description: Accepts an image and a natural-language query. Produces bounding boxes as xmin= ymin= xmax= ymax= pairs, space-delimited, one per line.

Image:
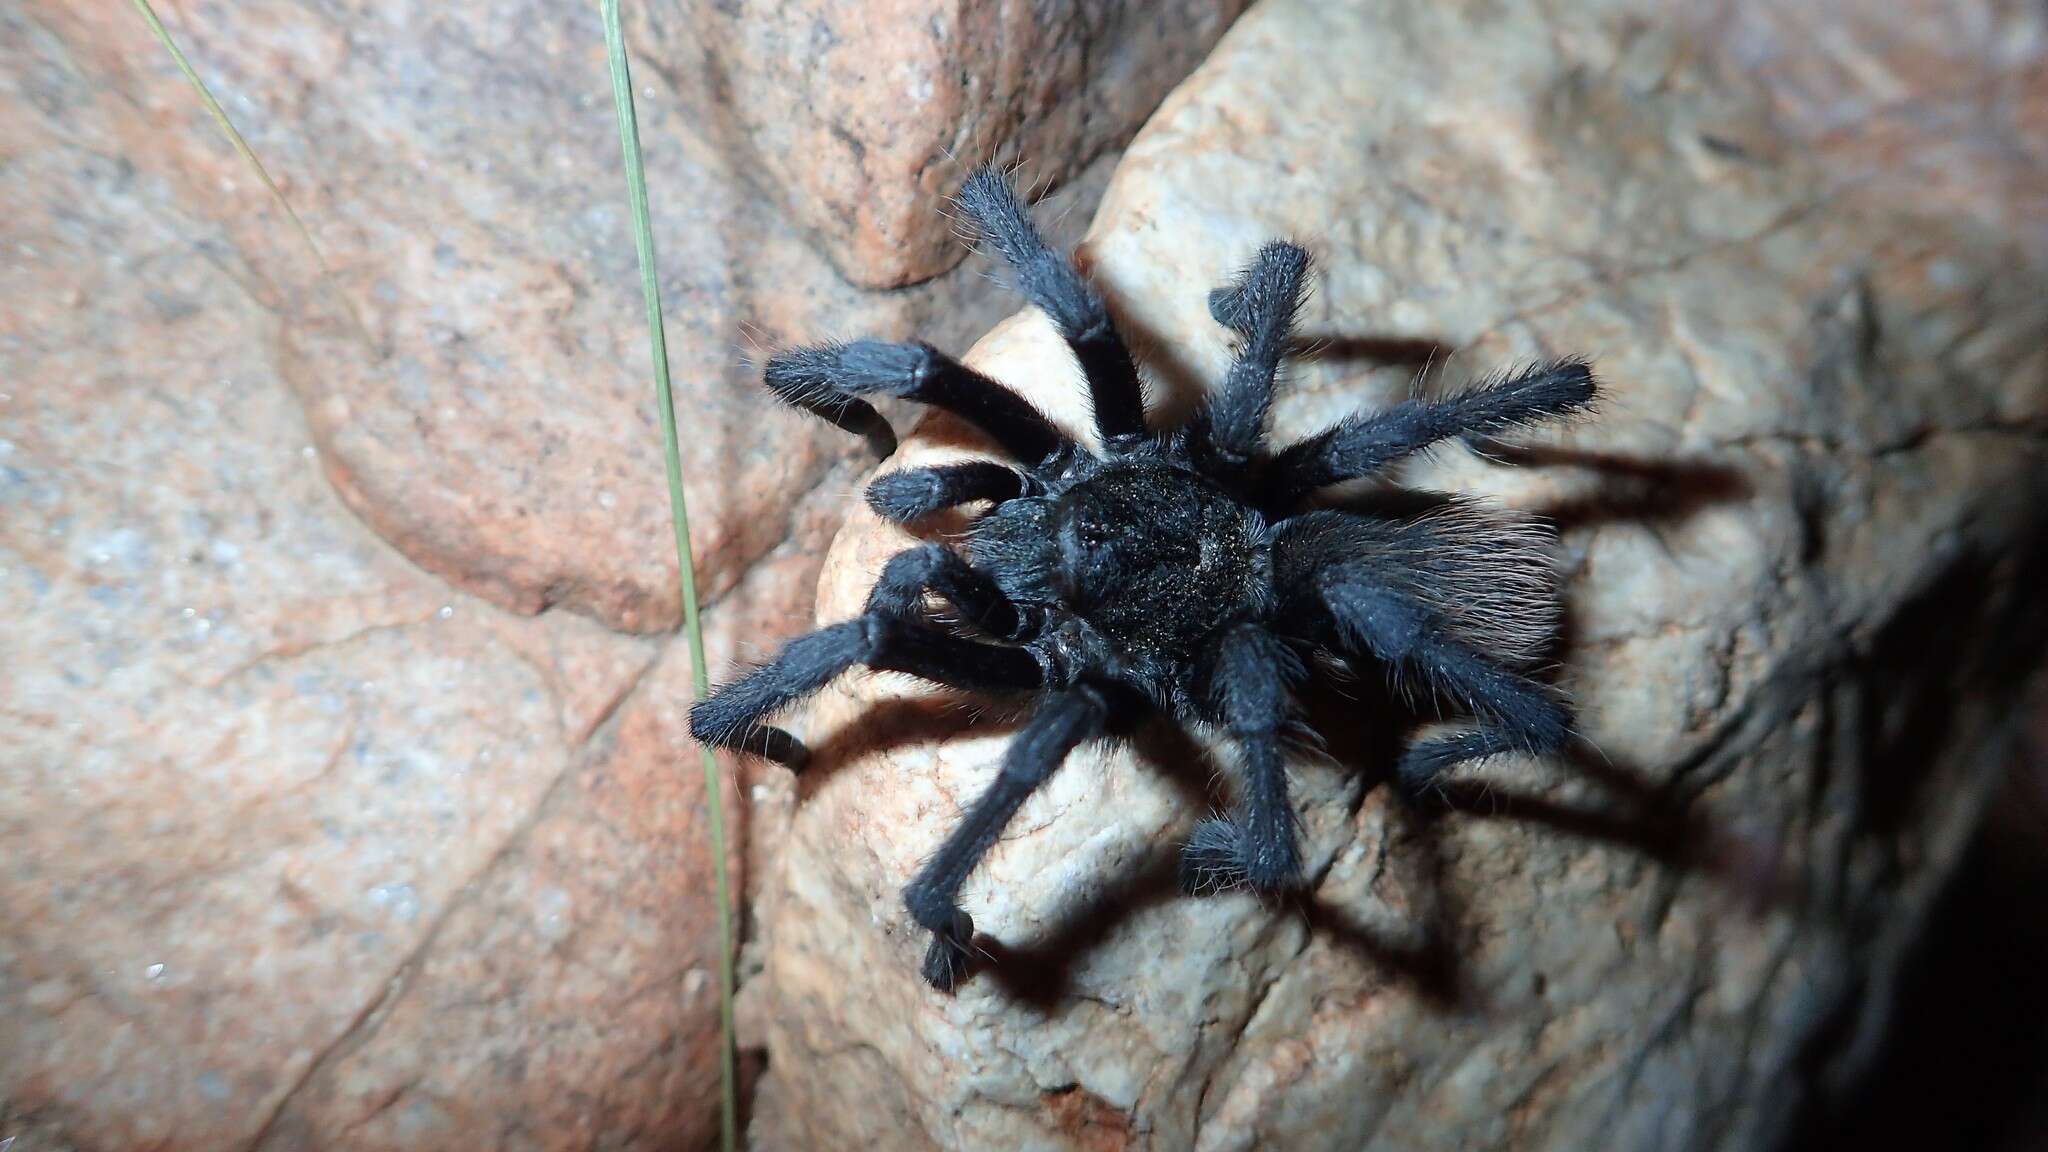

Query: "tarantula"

xmin=691 ymin=168 xmax=1596 ymax=992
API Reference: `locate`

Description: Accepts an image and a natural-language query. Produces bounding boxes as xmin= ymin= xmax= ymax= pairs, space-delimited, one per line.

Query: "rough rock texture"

xmin=0 ymin=0 xmax=1114 ymax=1148
xmin=22 ymin=0 xmax=1197 ymax=638
xmin=749 ymin=1 xmax=2048 ymax=1149
xmin=0 ymin=16 xmax=727 ymax=1147
xmin=698 ymin=0 xmax=1251 ymax=288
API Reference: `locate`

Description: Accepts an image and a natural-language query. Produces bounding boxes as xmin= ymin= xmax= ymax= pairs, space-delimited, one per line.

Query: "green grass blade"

xmin=600 ymin=4 xmax=739 ymax=1151
xmin=128 ymin=0 xmax=370 ymax=344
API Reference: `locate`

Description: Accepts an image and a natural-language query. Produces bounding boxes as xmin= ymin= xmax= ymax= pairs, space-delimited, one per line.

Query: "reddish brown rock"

xmin=0 ymin=8 xmax=751 ymax=1150
xmin=695 ymin=0 xmax=1251 ymax=288
xmin=242 ymin=636 xmax=737 ymax=1152
xmin=23 ymin=0 xmax=1121 ymax=638
xmin=745 ymin=1 xmax=2048 ymax=1148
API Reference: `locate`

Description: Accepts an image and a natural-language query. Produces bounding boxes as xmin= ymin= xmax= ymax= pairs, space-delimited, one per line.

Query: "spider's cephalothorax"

xmin=691 ymin=169 xmax=1597 ymax=991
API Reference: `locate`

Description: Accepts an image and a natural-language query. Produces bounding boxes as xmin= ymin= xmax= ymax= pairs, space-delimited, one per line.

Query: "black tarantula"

xmin=691 ymin=168 xmax=1596 ymax=992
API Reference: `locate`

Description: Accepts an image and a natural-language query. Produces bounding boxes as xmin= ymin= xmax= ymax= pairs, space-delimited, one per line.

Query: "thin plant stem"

xmin=600 ymin=4 xmax=739 ymax=1151
xmin=128 ymin=0 xmax=371 ymax=345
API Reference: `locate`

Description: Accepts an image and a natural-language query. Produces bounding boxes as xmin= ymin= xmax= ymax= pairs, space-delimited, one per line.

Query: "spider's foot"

xmin=1207 ymin=283 xmax=1255 ymax=335
xmin=744 ymin=725 xmax=809 ymax=770
xmin=686 ymin=693 xmax=811 ymax=769
xmin=1182 ymin=815 xmax=1303 ymax=895
xmin=1395 ymin=737 xmax=1468 ymax=799
xmin=1180 ymin=817 xmax=1251 ymax=895
xmin=918 ymin=909 xmax=976 ymax=992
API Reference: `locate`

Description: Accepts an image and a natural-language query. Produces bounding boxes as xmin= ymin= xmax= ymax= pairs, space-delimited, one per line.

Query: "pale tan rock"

xmin=695 ymin=0 xmax=1251 ymax=289
xmin=747 ymin=1 xmax=2048 ymax=1149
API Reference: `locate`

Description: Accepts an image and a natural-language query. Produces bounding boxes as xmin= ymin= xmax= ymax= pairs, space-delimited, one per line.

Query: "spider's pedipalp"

xmin=867 ymin=543 xmax=1038 ymax=641
xmin=864 ymin=461 xmax=1034 ymax=525
xmin=765 ymin=339 xmax=1067 ymax=464
xmin=903 ymin=684 xmax=1110 ymax=991
xmin=1264 ymin=357 xmax=1597 ymax=507
xmin=1199 ymin=242 xmax=1313 ymax=469
xmin=954 ymin=167 xmax=1148 ymax=447
xmin=688 ymin=614 xmax=1044 ymax=769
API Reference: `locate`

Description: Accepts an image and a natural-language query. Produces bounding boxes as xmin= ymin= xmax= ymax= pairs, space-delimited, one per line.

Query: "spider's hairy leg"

xmin=865 ymin=543 xmax=1038 ymax=640
xmin=1319 ymin=579 xmax=1571 ymax=793
xmin=688 ymin=615 xmax=1043 ymax=770
xmin=902 ymin=684 xmax=1110 ymax=991
xmin=1198 ymin=242 xmax=1312 ymax=468
xmin=1183 ymin=626 xmax=1307 ymax=895
xmin=1264 ymin=358 xmax=1597 ymax=507
xmin=765 ymin=340 xmax=1066 ymax=464
xmin=864 ymin=461 xmax=1034 ymax=525
xmin=954 ymin=167 xmax=1148 ymax=447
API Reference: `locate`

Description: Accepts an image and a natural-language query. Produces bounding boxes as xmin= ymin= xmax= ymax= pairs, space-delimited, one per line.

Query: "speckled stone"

xmin=17 ymin=0 xmax=1123 ymax=638
xmin=745 ymin=1 xmax=2048 ymax=1148
xmin=0 ymin=7 xmax=733 ymax=1150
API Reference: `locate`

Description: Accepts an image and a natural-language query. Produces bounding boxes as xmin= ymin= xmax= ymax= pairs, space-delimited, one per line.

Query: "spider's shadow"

xmin=977 ymin=714 xmax=1464 ymax=1009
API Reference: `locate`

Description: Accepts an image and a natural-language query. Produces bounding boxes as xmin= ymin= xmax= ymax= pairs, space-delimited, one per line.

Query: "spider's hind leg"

xmin=1322 ymin=581 xmax=1572 ymax=795
xmin=902 ymin=684 xmax=1110 ymax=991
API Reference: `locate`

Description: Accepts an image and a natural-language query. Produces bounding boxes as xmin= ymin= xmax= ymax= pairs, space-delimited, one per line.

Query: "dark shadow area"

xmin=972 ymin=718 xmax=1231 ymax=1004
xmin=1789 ymin=536 xmax=2048 ymax=1150
xmin=1492 ymin=442 xmax=1755 ymax=532
xmin=979 ymin=846 xmax=1188 ymax=1007
xmin=1302 ymin=883 xmax=1464 ymax=1008
xmin=1290 ymin=333 xmax=1454 ymax=372
xmin=795 ymin=694 xmax=1031 ymax=799
xmin=1796 ymin=762 xmax=2048 ymax=1152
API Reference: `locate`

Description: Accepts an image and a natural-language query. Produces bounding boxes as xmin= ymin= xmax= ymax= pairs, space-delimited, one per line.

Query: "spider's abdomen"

xmin=1050 ymin=461 xmax=1266 ymax=661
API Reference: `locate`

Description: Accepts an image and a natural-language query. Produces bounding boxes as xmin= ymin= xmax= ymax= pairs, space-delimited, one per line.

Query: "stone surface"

xmin=748 ymin=1 xmax=2048 ymax=1149
xmin=0 ymin=14 xmax=753 ymax=1147
xmin=0 ymin=1 xmax=948 ymax=1148
xmin=697 ymin=0 xmax=1251 ymax=288
xmin=23 ymin=0 xmax=1137 ymax=638
xmin=4 ymin=0 xmax=1154 ymax=1143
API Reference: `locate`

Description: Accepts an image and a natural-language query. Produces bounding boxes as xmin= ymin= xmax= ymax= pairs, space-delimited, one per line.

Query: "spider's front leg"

xmin=954 ymin=168 xmax=1149 ymax=448
xmin=1181 ymin=625 xmax=1308 ymax=896
xmin=902 ymin=683 xmax=1109 ymax=991
xmin=764 ymin=340 xmax=1068 ymax=465
xmin=1196 ymin=241 xmax=1312 ymax=473
xmin=688 ymin=545 xmax=1043 ymax=768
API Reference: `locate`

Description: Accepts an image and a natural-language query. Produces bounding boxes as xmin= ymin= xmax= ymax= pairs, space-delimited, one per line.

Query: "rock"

xmin=24 ymin=0 xmax=1133 ymax=637
xmin=0 ymin=7 xmax=770 ymax=1150
xmin=5 ymin=0 xmax=1159 ymax=1142
xmin=747 ymin=1 xmax=2048 ymax=1149
xmin=696 ymin=0 xmax=1251 ymax=288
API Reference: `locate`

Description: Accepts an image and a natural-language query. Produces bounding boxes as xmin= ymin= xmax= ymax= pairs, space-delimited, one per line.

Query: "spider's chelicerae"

xmin=691 ymin=168 xmax=1596 ymax=992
